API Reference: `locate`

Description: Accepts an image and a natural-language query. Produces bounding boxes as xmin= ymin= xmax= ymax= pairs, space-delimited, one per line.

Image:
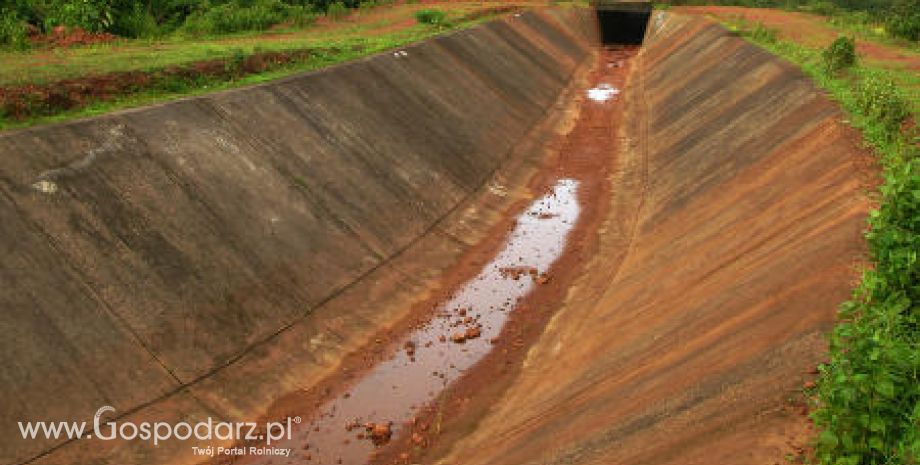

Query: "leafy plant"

xmin=854 ymin=74 xmax=910 ymax=133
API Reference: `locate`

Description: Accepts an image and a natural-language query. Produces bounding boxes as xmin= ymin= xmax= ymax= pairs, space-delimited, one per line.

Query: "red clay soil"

xmin=28 ymin=26 xmax=118 ymax=49
xmin=0 ymin=48 xmax=333 ymax=120
xmin=675 ymin=6 xmax=920 ymax=70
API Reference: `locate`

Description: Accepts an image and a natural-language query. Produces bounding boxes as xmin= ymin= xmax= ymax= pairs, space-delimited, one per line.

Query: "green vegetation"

xmin=729 ymin=18 xmax=919 ymax=465
xmin=325 ymin=1 xmax=349 ymax=20
xmin=0 ymin=0 xmax=388 ymax=46
xmin=414 ymin=8 xmax=447 ymax=26
xmin=0 ymin=4 xmax=511 ymax=129
xmin=823 ymin=35 xmax=856 ymax=72
xmin=663 ymin=0 xmax=920 ymax=43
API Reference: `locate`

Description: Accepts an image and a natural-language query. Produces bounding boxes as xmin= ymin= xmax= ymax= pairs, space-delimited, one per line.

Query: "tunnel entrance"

xmin=594 ymin=1 xmax=652 ymax=45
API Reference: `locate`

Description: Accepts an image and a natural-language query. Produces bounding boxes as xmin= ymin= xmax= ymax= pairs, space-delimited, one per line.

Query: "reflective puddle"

xmin=240 ymin=178 xmax=581 ymax=465
xmin=587 ymin=83 xmax=620 ymax=102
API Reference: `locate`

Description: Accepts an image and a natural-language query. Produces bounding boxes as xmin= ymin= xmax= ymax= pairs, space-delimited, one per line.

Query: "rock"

xmin=368 ymin=422 xmax=392 ymax=444
xmin=465 ymin=326 xmax=482 ymax=340
xmin=451 ymin=332 xmax=467 ymax=343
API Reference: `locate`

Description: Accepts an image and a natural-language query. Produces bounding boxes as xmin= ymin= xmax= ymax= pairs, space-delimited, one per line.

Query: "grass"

xmin=723 ymin=15 xmax=919 ymax=465
xmin=0 ymin=3 xmax=524 ymax=130
xmin=0 ymin=4 xmax=477 ymax=86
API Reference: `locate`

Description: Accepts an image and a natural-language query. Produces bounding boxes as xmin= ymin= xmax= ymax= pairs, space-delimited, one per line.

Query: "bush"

xmin=814 ymin=156 xmax=920 ymax=465
xmin=414 ymin=8 xmax=446 ymax=25
xmin=325 ymin=1 xmax=348 ymax=20
xmin=854 ymin=75 xmax=910 ymax=133
xmin=0 ymin=10 xmax=29 ymax=49
xmin=823 ymin=35 xmax=857 ymax=72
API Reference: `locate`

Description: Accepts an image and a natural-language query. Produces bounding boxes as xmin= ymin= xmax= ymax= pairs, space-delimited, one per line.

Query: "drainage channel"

xmin=216 ymin=45 xmax=639 ymax=465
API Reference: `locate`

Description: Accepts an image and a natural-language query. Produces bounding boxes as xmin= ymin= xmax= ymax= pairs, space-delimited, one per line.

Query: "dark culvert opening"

xmin=596 ymin=8 xmax=651 ymax=45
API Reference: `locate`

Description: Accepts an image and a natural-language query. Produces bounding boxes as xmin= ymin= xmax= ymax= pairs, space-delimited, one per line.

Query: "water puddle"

xmin=587 ymin=83 xmax=620 ymax=102
xmin=239 ymin=178 xmax=581 ymax=465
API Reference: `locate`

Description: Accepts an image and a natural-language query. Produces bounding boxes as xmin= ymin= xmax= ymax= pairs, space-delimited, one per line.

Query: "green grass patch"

xmin=728 ymin=18 xmax=920 ymax=465
xmin=0 ymin=7 xmax=510 ymax=130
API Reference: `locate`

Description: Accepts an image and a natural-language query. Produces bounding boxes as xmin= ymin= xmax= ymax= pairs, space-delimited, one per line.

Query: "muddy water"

xmin=227 ymin=46 xmax=636 ymax=465
xmin=234 ymin=180 xmax=581 ymax=465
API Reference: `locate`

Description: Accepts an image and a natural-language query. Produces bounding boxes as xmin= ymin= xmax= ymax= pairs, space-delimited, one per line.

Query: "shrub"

xmin=414 ymin=9 xmax=446 ymax=25
xmin=814 ymin=156 xmax=920 ymax=465
xmin=823 ymin=35 xmax=857 ymax=72
xmin=0 ymin=10 xmax=29 ymax=49
xmin=854 ymin=75 xmax=910 ymax=133
xmin=325 ymin=1 xmax=348 ymax=20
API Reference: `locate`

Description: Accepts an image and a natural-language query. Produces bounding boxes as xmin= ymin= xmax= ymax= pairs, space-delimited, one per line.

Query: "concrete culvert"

xmin=594 ymin=1 xmax=653 ymax=45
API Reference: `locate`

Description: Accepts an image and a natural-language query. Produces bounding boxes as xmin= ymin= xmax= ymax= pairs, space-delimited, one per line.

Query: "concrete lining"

xmin=0 ymin=10 xmax=595 ymax=465
xmin=0 ymin=8 xmax=875 ymax=465
xmin=433 ymin=11 xmax=872 ymax=465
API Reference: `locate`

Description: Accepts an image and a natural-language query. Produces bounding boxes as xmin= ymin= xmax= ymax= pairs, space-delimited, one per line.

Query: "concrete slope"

xmin=0 ymin=9 xmax=595 ymax=465
xmin=436 ymin=13 xmax=872 ymax=465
